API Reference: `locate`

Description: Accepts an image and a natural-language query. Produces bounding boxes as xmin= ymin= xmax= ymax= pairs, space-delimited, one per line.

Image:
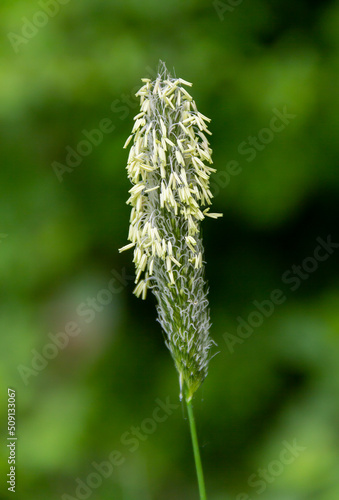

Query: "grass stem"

xmin=186 ymin=398 xmax=207 ymax=500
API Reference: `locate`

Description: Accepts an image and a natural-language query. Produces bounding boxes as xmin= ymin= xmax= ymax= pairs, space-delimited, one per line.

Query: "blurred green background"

xmin=1 ymin=0 xmax=339 ymax=499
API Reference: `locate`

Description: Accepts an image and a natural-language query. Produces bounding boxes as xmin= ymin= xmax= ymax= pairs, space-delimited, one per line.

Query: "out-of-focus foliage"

xmin=1 ymin=0 xmax=339 ymax=499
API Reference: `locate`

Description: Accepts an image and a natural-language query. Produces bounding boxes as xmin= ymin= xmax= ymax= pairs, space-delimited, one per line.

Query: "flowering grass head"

xmin=120 ymin=61 xmax=222 ymax=401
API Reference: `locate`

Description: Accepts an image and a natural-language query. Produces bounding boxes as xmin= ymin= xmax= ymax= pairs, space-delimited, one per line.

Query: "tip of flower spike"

xmin=157 ymin=60 xmax=171 ymax=80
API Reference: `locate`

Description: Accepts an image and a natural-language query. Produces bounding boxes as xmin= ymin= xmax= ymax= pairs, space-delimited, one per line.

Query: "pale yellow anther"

xmin=166 ymin=256 xmax=172 ymax=271
xmin=153 ymin=78 xmax=160 ymax=94
xmin=165 ymin=96 xmax=175 ymax=110
xmin=178 ymin=78 xmax=193 ymax=87
xmin=198 ymin=111 xmax=211 ymax=122
xmin=123 ymin=135 xmax=133 ymax=149
xmin=160 ymin=163 xmax=166 ymax=179
xmin=134 ymin=111 xmax=145 ymax=121
xmin=159 ymin=146 xmax=166 ymax=162
xmin=170 ymin=256 xmax=181 ymax=267
xmin=160 ymin=118 xmax=166 ymax=137
xmin=165 ymin=138 xmax=176 ymax=147
xmin=177 ymin=139 xmax=184 ymax=152
xmin=139 ymin=253 xmax=147 ymax=271
xmin=119 ymin=242 xmax=135 ymax=253
xmin=180 ymin=88 xmax=193 ymax=100
xmin=144 ymin=185 xmax=160 ymax=193
xmin=175 ymin=150 xmax=185 ymax=166
xmin=180 ymin=168 xmax=188 ymax=185
xmin=168 ymin=270 xmax=175 ymax=284
xmin=179 ymin=122 xmax=190 ymax=136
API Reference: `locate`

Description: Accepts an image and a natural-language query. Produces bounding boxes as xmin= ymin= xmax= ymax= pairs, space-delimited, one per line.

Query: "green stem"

xmin=186 ymin=397 xmax=207 ymax=500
